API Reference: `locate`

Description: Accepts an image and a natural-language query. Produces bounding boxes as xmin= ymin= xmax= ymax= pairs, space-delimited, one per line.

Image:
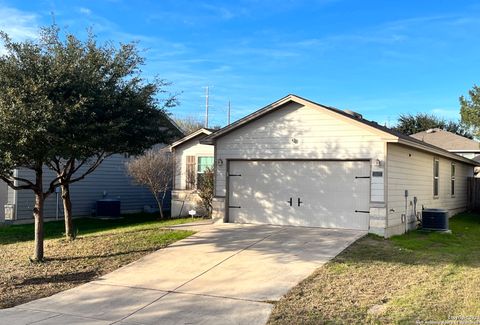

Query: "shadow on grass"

xmin=0 ymin=213 xmax=198 ymax=245
xmin=46 ymin=248 xmax=159 ymax=262
xmin=17 ymin=271 xmax=99 ymax=286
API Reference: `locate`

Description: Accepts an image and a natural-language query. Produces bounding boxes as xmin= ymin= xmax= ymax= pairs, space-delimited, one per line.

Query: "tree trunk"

xmin=32 ymin=169 xmax=45 ymax=261
xmin=155 ymin=195 xmax=164 ymax=219
xmin=61 ymin=183 xmax=74 ymax=240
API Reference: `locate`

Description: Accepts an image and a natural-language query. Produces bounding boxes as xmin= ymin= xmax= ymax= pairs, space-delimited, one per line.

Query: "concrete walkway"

xmin=0 ymin=223 xmax=365 ymax=325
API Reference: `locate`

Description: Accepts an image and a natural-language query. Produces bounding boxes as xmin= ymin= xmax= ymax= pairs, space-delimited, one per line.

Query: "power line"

xmin=227 ymin=100 xmax=231 ymax=125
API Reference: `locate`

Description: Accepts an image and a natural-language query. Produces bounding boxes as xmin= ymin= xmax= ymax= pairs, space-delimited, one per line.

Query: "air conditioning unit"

xmin=96 ymin=199 xmax=121 ymax=218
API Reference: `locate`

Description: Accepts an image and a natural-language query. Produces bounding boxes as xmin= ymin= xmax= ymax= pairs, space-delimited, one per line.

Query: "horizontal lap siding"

xmin=215 ymin=102 xmax=387 ymax=197
xmin=173 ymin=135 xmax=214 ymax=190
xmin=0 ymin=181 xmax=7 ymax=219
xmin=387 ymin=143 xmax=473 ymax=235
xmin=13 ymin=154 xmax=159 ymax=220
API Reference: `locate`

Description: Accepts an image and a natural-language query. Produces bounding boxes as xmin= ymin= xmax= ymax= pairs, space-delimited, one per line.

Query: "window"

xmin=451 ymin=163 xmax=455 ymax=197
xmin=433 ymin=158 xmax=439 ymax=197
xmin=197 ymin=156 xmax=214 ymax=188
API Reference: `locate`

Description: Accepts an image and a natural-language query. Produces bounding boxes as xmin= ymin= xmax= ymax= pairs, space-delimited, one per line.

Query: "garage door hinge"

xmin=229 ymin=174 xmax=242 ymax=177
xmin=355 ymin=176 xmax=371 ymax=179
xmin=355 ymin=210 xmax=370 ymax=213
xmin=229 ymin=206 xmax=241 ymax=209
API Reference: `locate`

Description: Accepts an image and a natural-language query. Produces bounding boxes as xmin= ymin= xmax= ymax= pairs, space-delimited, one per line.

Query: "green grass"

xmin=0 ymin=214 xmax=200 ymax=309
xmin=391 ymin=213 xmax=480 ymax=265
xmin=269 ymin=213 xmax=480 ymax=325
xmin=0 ymin=213 xmax=202 ymax=245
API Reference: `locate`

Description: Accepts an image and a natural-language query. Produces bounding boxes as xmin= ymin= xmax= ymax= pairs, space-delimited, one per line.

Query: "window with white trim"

xmin=197 ymin=156 xmax=214 ymax=188
xmin=451 ymin=162 xmax=455 ymax=197
xmin=433 ymin=158 xmax=439 ymax=197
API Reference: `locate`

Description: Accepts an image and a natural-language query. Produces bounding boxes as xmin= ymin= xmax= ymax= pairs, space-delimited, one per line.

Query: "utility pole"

xmin=204 ymin=86 xmax=209 ymax=128
xmin=227 ymin=100 xmax=231 ymax=125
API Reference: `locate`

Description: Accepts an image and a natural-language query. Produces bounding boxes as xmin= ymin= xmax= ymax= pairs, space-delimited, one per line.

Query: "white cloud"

xmin=430 ymin=108 xmax=461 ymax=121
xmin=79 ymin=7 xmax=92 ymax=15
xmin=0 ymin=6 xmax=38 ymax=40
xmin=0 ymin=6 xmax=39 ymax=55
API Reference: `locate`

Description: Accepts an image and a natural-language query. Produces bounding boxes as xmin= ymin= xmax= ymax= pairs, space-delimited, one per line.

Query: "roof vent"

xmin=426 ymin=128 xmax=436 ymax=134
xmin=344 ymin=109 xmax=363 ymax=119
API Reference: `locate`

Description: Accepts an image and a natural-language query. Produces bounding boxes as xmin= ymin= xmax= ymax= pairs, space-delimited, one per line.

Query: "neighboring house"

xmin=201 ymin=94 xmax=478 ymax=237
xmin=170 ymin=128 xmax=215 ymax=217
xmin=411 ymin=128 xmax=480 ymax=160
xmin=0 ymin=117 xmax=183 ymax=223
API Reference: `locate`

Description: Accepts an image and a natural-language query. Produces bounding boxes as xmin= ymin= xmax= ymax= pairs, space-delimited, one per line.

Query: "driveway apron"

xmin=0 ymin=223 xmax=365 ymax=325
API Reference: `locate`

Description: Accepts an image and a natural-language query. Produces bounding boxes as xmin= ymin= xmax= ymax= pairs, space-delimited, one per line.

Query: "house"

xmin=170 ymin=128 xmax=215 ymax=217
xmin=0 ymin=117 xmax=183 ymax=223
xmin=200 ymin=94 xmax=477 ymax=237
xmin=411 ymin=128 xmax=480 ymax=160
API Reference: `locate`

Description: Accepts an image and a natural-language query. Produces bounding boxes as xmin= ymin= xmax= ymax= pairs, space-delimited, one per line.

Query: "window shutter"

xmin=186 ymin=156 xmax=196 ymax=189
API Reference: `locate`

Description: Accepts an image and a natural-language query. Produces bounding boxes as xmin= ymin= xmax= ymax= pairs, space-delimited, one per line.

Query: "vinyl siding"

xmin=173 ymin=134 xmax=214 ymax=190
xmin=386 ymin=143 xmax=473 ymax=236
xmin=11 ymin=153 xmax=161 ymax=220
xmin=215 ymin=101 xmax=388 ymax=197
xmin=171 ymin=133 xmax=214 ymax=217
xmin=0 ymin=181 xmax=7 ymax=221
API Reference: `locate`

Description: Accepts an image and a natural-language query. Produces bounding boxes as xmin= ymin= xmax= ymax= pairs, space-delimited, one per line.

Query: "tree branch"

xmin=64 ymin=153 xmax=110 ymax=184
xmin=44 ymin=174 xmax=64 ymax=197
xmin=0 ymin=175 xmax=36 ymax=191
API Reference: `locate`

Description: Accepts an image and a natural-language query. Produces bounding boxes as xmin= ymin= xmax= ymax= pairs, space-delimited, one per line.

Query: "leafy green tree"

xmin=393 ymin=113 xmax=472 ymax=138
xmin=0 ymin=26 xmax=179 ymax=260
xmin=460 ymin=85 xmax=480 ymax=137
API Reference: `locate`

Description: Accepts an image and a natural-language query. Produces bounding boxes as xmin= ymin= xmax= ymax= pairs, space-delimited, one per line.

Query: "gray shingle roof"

xmin=410 ymin=128 xmax=480 ymax=151
xmin=202 ymin=94 xmax=479 ymax=165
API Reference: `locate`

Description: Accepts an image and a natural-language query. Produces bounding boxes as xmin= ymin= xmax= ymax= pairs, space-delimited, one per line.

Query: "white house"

xmin=201 ymin=95 xmax=477 ymax=237
xmin=170 ymin=128 xmax=215 ymax=217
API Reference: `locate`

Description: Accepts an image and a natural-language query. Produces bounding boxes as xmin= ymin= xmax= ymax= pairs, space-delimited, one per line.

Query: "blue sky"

xmin=1 ymin=1 xmax=480 ymax=127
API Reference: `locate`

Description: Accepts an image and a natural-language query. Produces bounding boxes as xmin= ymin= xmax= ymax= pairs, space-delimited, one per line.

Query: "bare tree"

xmin=174 ymin=116 xmax=204 ymax=134
xmin=197 ymin=167 xmax=214 ymax=218
xmin=126 ymin=148 xmax=175 ymax=219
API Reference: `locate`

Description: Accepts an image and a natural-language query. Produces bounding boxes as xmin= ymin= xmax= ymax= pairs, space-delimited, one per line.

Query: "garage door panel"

xmin=228 ymin=160 xmax=370 ymax=230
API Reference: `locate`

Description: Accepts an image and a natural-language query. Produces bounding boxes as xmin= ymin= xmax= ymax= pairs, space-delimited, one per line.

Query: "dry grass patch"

xmin=269 ymin=213 xmax=480 ymax=324
xmin=0 ymin=215 xmax=196 ymax=309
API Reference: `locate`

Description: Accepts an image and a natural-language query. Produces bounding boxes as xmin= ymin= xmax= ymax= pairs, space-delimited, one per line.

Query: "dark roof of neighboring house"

xmin=410 ymin=128 xmax=480 ymax=151
xmin=201 ymin=94 xmax=479 ymax=165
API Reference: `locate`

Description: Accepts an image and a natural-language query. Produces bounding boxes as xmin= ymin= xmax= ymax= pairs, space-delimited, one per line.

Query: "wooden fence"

xmin=467 ymin=177 xmax=480 ymax=211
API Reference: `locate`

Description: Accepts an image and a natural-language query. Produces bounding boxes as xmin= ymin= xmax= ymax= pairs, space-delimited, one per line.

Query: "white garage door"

xmin=228 ymin=160 xmax=370 ymax=230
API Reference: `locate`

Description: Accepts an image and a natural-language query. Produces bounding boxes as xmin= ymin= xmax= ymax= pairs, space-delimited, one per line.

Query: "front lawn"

xmin=268 ymin=213 xmax=480 ymax=324
xmin=0 ymin=214 xmax=198 ymax=309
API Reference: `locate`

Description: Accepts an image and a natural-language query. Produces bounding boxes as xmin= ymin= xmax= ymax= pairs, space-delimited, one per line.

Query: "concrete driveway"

xmin=0 ymin=223 xmax=365 ymax=325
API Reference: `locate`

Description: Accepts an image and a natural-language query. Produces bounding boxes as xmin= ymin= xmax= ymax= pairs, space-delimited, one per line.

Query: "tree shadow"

xmin=16 ymin=271 xmax=98 ymax=287
xmin=46 ymin=247 xmax=158 ymax=262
